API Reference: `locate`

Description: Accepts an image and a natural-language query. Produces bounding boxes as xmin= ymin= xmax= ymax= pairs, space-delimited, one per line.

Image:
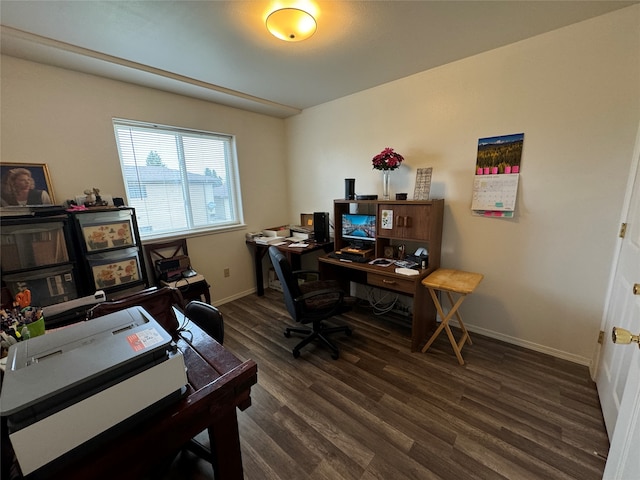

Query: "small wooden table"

xmin=421 ymin=268 xmax=484 ymax=365
xmin=161 ymin=273 xmax=211 ymax=304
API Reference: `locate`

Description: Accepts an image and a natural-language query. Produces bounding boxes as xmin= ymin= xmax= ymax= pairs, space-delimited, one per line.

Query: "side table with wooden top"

xmin=160 ymin=273 xmax=211 ymax=304
xmin=421 ymin=268 xmax=484 ymax=365
xmin=144 ymin=238 xmax=212 ymax=304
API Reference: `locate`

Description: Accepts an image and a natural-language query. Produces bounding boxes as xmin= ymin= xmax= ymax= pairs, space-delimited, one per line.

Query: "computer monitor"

xmin=341 ymin=214 xmax=376 ymax=244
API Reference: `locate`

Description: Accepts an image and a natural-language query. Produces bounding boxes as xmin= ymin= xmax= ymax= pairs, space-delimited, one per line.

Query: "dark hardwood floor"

xmin=165 ymin=289 xmax=609 ymax=479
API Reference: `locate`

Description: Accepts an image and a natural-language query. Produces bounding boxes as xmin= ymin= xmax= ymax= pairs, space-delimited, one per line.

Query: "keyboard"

xmin=328 ymin=252 xmax=370 ymax=263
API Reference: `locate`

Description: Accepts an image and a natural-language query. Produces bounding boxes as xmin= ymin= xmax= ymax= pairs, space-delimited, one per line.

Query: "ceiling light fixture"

xmin=266 ymin=7 xmax=317 ymax=42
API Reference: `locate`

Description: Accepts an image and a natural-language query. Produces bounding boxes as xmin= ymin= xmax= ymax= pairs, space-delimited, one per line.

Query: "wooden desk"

xmin=318 ymin=255 xmax=438 ymax=351
xmin=13 ymin=322 xmax=257 ymax=480
xmin=247 ymin=240 xmax=334 ymax=296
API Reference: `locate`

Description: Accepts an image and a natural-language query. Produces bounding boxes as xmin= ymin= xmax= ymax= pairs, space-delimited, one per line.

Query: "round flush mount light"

xmin=266 ymin=7 xmax=317 ymax=42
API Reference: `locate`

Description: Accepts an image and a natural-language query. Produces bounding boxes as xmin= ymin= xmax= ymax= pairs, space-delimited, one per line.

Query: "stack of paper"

xmin=254 ymin=236 xmax=287 ymax=245
xmin=286 ymin=232 xmax=309 ymax=242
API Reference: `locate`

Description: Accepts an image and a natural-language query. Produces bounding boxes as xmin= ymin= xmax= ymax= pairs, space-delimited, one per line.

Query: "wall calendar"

xmin=471 ymin=174 xmax=519 ymax=212
xmin=472 ymin=132 xmax=524 ymax=217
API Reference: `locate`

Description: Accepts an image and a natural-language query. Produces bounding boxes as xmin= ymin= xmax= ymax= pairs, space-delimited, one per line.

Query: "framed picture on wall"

xmin=0 ymin=162 xmax=55 ymax=206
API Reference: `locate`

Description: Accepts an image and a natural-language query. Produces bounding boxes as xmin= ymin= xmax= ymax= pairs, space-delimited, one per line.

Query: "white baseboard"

xmin=214 ymin=288 xmax=256 ymax=306
xmin=452 ymin=320 xmax=591 ymax=366
xmin=222 ymin=290 xmax=593 ymax=367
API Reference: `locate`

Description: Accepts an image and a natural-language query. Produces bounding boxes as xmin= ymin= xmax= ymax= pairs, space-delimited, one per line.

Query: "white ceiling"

xmin=1 ymin=1 xmax=636 ymax=118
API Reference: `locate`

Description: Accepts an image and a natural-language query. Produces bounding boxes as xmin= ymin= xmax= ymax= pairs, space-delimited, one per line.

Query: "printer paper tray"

xmin=10 ymin=352 xmax=188 ymax=476
xmin=6 ymin=346 xmax=171 ymax=432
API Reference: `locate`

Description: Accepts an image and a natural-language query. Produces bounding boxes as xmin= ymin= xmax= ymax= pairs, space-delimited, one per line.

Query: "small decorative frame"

xmin=82 ymin=221 xmax=134 ymax=252
xmin=380 ymin=209 xmax=394 ymax=230
xmin=413 ymin=167 xmax=433 ymax=200
xmin=300 ymin=213 xmax=314 ymax=227
xmin=0 ymin=162 xmax=55 ymax=205
xmin=384 ymin=246 xmax=395 ymax=259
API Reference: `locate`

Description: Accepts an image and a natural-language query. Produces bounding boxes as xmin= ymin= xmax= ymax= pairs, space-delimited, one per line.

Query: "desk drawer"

xmin=367 ymin=273 xmax=416 ymax=295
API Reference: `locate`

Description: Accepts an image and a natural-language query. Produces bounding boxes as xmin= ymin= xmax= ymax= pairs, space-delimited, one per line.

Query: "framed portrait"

xmin=0 ymin=162 xmax=55 ymax=206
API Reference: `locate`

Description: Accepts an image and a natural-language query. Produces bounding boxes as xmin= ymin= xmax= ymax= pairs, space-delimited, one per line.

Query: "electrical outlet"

xmin=224 ymin=268 xmax=230 ymax=278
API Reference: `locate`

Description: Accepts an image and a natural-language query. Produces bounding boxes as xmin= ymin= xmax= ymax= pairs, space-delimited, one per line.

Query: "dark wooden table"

xmin=10 ymin=322 xmax=257 ymax=480
xmin=246 ymin=239 xmax=334 ymax=296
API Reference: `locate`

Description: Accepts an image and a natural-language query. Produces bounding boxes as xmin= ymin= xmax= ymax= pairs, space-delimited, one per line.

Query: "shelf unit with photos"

xmin=69 ymin=207 xmax=148 ymax=299
xmin=1 ymin=209 xmax=80 ymax=308
xmin=0 ymin=207 xmax=148 ymax=328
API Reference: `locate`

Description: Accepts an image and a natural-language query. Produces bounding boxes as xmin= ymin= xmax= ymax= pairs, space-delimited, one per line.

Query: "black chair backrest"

xmin=184 ymin=300 xmax=224 ymax=344
xmin=268 ymin=246 xmax=303 ymax=322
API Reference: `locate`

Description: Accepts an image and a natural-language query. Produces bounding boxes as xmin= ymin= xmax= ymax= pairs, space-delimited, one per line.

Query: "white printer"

xmin=0 ymin=306 xmax=188 ymax=476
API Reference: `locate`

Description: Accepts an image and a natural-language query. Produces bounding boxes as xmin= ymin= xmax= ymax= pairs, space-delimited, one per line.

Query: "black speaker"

xmin=345 ymin=178 xmax=355 ymax=200
xmin=313 ymin=212 xmax=330 ymax=243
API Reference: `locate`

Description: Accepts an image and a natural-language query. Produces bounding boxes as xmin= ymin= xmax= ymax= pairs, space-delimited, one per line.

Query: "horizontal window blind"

xmin=113 ymin=119 xmax=243 ymax=239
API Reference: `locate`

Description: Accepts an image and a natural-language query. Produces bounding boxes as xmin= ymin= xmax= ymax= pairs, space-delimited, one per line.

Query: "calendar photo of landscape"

xmin=475 ymin=133 xmax=524 ymax=174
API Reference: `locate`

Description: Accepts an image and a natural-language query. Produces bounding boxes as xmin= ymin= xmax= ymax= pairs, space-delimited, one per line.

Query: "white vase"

xmin=382 ymin=170 xmax=391 ymax=200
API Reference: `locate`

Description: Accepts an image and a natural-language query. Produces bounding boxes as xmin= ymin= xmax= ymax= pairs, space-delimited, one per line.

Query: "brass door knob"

xmin=633 ymin=283 xmax=640 ymax=295
xmin=612 ymin=327 xmax=640 ymax=348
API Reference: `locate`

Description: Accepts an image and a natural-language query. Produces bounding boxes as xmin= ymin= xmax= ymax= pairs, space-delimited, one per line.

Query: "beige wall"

xmin=0 ymin=56 xmax=289 ymax=302
xmin=2 ymin=5 xmax=638 ymax=365
xmin=285 ymin=6 xmax=640 ymax=365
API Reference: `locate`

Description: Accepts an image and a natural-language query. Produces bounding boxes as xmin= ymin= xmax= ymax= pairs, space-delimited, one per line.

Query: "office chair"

xmin=268 ymin=245 xmax=353 ymax=359
xmin=184 ymin=300 xmax=224 ymax=344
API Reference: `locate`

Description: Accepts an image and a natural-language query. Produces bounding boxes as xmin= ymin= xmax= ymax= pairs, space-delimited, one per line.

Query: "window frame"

xmin=113 ymin=118 xmax=245 ymax=241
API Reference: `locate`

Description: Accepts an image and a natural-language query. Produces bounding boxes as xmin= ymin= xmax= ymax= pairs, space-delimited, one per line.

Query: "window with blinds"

xmin=113 ymin=119 xmax=243 ymax=240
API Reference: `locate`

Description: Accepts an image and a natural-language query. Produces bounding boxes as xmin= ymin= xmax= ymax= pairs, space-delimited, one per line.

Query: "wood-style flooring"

xmin=163 ymin=289 xmax=609 ymax=480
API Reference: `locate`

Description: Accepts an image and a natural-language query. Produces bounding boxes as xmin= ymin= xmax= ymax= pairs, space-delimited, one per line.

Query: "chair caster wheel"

xmin=345 ymin=328 xmax=353 ymax=337
xmin=284 ymin=331 xmax=291 ymax=338
xmin=293 ymin=349 xmax=300 ymax=358
xmin=331 ymin=352 xmax=339 ymax=360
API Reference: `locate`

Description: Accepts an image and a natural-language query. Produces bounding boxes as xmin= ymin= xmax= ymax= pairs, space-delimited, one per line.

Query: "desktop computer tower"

xmin=313 ymin=212 xmax=330 ymax=243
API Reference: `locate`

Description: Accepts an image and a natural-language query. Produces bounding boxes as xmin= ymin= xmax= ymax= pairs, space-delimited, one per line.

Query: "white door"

xmin=596 ymin=124 xmax=640 ymax=479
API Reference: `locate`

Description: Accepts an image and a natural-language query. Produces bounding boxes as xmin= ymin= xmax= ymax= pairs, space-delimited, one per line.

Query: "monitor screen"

xmin=341 ymin=214 xmax=376 ymax=242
